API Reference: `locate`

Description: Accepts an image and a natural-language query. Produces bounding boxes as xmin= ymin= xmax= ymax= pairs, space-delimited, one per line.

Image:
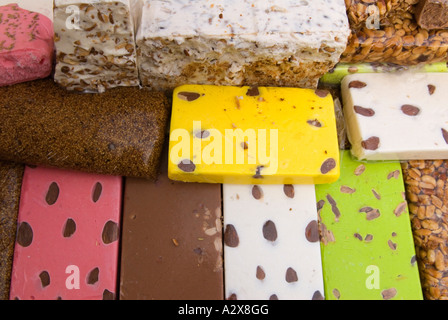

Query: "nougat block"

xmin=9 ymin=166 xmax=122 ymax=300
xmin=53 ymin=0 xmax=141 ymax=92
xmin=342 ymin=72 xmax=448 ymax=161
xmin=136 ymin=0 xmax=350 ymax=90
xmin=315 ymin=151 xmax=423 ymax=300
xmin=223 ymin=184 xmax=324 ymax=300
xmin=168 ymin=85 xmax=340 ymax=185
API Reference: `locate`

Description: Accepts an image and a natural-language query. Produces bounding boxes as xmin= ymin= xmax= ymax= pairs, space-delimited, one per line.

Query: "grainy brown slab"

xmin=0 ymin=79 xmax=169 ymax=180
xmin=0 ymin=161 xmax=24 ymax=300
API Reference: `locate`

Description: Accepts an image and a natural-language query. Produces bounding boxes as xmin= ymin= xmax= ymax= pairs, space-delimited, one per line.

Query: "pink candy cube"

xmin=0 ymin=4 xmax=54 ymax=86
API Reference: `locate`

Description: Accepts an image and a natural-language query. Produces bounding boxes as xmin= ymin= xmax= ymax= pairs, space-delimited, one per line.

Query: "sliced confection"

xmin=342 ymin=72 xmax=448 ymax=161
xmin=315 ymin=151 xmax=423 ymax=300
xmin=136 ymin=0 xmax=350 ymax=90
xmin=53 ymin=0 xmax=142 ymax=92
xmin=168 ymin=85 xmax=340 ymax=184
xmin=9 ymin=166 xmax=122 ymax=300
xmin=223 ymin=184 xmax=324 ymax=300
xmin=0 ymin=79 xmax=169 ymax=180
xmin=0 ymin=3 xmax=54 ymax=86
xmin=120 ymin=148 xmax=223 ymax=300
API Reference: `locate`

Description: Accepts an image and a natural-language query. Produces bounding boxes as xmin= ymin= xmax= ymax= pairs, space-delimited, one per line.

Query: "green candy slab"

xmin=316 ymin=151 xmax=423 ymax=300
xmin=320 ymin=62 xmax=448 ymax=85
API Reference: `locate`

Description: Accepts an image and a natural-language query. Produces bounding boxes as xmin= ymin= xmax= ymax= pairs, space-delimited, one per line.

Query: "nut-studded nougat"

xmin=53 ymin=0 xmax=142 ymax=93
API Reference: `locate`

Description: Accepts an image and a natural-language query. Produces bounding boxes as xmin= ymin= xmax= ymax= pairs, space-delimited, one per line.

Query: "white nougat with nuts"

xmin=223 ymin=184 xmax=324 ymax=300
xmin=53 ymin=0 xmax=142 ymax=92
xmin=136 ymin=0 xmax=350 ymax=90
xmin=342 ymin=72 xmax=448 ymax=161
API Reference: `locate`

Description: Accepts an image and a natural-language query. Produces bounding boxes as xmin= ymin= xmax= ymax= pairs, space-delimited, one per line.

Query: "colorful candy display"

xmin=1 ymin=0 xmax=448 ymax=301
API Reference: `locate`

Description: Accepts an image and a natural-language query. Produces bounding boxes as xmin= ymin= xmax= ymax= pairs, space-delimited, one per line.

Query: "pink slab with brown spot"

xmin=9 ymin=166 xmax=122 ymax=300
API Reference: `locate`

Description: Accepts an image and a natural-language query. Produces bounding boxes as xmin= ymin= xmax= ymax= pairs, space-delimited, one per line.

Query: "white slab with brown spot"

xmin=223 ymin=184 xmax=324 ymax=300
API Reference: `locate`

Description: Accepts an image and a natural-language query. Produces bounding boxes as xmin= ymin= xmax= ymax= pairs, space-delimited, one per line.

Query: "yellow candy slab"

xmin=168 ymin=85 xmax=340 ymax=184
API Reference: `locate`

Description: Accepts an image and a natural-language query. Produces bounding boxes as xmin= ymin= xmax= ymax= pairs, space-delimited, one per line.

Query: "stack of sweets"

xmin=168 ymin=84 xmax=343 ymax=299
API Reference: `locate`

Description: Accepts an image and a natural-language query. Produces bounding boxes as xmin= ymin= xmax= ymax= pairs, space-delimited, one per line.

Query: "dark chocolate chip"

xmin=46 ymin=182 xmax=59 ymax=205
xmin=321 ymin=158 xmax=336 ymax=174
xmin=92 ymin=182 xmax=102 ymax=203
xmin=305 ymin=220 xmax=319 ymax=243
xmin=17 ymin=222 xmax=33 ymax=247
xmin=372 ymin=189 xmax=381 ymax=200
xmin=354 ymin=105 xmax=375 ymax=117
xmin=224 ymin=224 xmax=239 ymax=248
xmin=312 ymin=290 xmax=324 ymax=300
xmin=315 ymin=89 xmax=329 ymax=98
xmin=269 ymin=294 xmax=279 ymax=300
xmin=354 ymin=233 xmax=363 ymax=241
xmin=366 ymin=209 xmax=381 ymax=221
xmin=178 ymin=92 xmax=201 ymax=102
xmin=388 ymin=240 xmax=397 ymax=251
xmin=256 ymin=266 xmax=266 ymax=280
xmin=87 ymin=267 xmax=99 ymax=285
xmin=246 ymin=86 xmax=260 ymax=96
xmin=361 ymin=136 xmax=380 ymax=150
xmin=102 ymin=289 xmax=115 ymax=300
xmin=348 ymin=80 xmax=367 ymax=89
xmin=262 ymin=220 xmax=278 ymax=242
xmin=316 ymin=199 xmax=325 ymax=211
xmin=63 ymin=218 xmax=76 ymax=238
xmin=428 ymin=84 xmax=436 ymax=95
xmin=39 ymin=271 xmax=50 ymax=288
xmin=102 ymin=221 xmax=119 ymax=244
xmin=381 ymin=288 xmax=397 ymax=300
xmin=195 ymin=130 xmax=210 ymax=139
xmin=442 ymin=128 xmax=448 ymax=144
xmin=411 ymin=255 xmax=417 ymax=266
xmin=252 ymin=185 xmax=263 ymax=200
xmin=178 ymin=159 xmax=196 ymax=173
xmin=283 ymin=184 xmax=295 ymax=198
xmin=227 ymin=293 xmax=238 ymax=300
xmin=401 ymin=104 xmax=420 ymax=116
xmin=307 ymin=119 xmax=322 ymax=127
xmin=285 ymin=267 xmax=298 ymax=283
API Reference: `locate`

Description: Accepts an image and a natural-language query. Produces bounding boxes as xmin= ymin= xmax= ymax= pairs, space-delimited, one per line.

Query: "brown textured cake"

xmin=0 ymin=161 xmax=24 ymax=300
xmin=0 ymin=79 xmax=170 ymax=180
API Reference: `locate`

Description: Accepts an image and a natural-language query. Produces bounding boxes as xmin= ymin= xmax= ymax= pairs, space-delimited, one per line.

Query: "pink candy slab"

xmin=0 ymin=3 xmax=54 ymax=86
xmin=9 ymin=166 xmax=122 ymax=300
